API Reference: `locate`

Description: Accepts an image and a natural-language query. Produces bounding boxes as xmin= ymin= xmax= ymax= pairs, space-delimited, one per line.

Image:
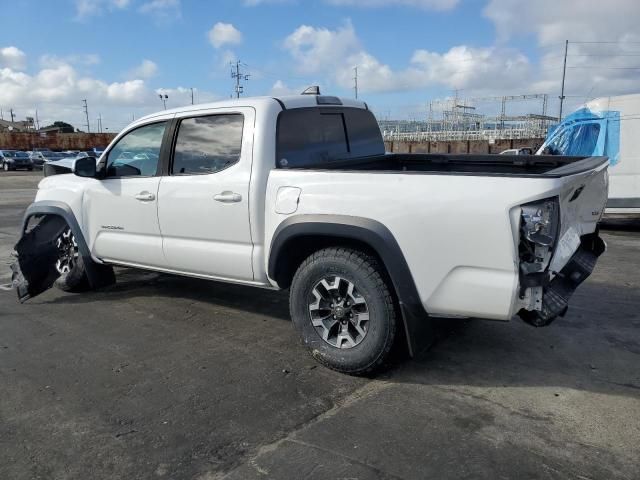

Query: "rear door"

xmin=157 ymin=107 xmax=255 ymax=281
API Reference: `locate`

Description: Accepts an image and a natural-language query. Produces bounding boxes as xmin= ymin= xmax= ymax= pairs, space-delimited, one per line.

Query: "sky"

xmin=1 ymin=0 xmax=639 ymax=132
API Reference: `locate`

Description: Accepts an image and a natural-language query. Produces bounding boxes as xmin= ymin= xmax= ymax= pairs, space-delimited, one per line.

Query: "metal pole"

xmin=235 ymin=61 xmax=240 ymax=98
xmin=353 ymin=66 xmax=358 ymax=99
xmin=559 ymin=39 xmax=568 ymax=121
xmin=190 ymin=87 xmax=194 ymax=105
xmin=82 ymin=99 xmax=90 ymax=133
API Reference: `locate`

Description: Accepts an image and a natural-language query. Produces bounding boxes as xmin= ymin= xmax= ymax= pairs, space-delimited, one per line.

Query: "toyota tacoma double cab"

xmin=12 ymin=89 xmax=608 ymax=374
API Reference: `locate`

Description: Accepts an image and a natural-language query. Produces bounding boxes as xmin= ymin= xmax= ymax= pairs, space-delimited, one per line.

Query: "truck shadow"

xmin=38 ymin=265 xmax=640 ymax=400
xmin=40 ymin=267 xmax=292 ymax=322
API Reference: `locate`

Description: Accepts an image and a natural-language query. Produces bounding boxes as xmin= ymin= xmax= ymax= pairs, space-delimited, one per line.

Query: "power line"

xmin=567 ymin=66 xmax=640 ymax=69
xmin=569 ymin=41 xmax=640 ymax=44
xmin=231 ymin=60 xmax=250 ymax=98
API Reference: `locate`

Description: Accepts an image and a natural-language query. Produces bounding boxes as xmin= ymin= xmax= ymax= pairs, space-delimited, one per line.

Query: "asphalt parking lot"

xmin=1 ymin=171 xmax=639 ymax=480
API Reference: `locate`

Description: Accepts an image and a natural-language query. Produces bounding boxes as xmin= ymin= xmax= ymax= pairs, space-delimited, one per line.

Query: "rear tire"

xmin=290 ymin=247 xmax=397 ymax=375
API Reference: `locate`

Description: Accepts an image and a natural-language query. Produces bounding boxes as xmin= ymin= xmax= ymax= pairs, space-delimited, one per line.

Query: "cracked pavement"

xmin=1 ymin=171 xmax=639 ymax=479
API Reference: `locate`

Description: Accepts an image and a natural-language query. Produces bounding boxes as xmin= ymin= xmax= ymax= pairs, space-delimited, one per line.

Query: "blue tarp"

xmin=541 ymin=107 xmax=620 ymax=166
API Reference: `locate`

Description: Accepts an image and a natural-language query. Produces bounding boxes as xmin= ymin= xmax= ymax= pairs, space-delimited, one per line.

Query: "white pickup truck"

xmin=12 ymin=90 xmax=608 ymax=374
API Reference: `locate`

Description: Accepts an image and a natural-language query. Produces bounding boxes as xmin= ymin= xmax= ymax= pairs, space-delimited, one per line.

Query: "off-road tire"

xmin=290 ymin=247 xmax=397 ymax=375
xmin=55 ymin=253 xmax=90 ymax=292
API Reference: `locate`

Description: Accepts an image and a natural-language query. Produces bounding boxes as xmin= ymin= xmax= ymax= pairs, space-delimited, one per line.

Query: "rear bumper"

xmin=519 ymin=232 xmax=605 ymax=327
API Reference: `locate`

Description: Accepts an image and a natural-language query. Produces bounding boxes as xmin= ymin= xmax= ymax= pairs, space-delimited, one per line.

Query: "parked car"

xmin=30 ymin=151 xmax=67 ymax=168
xmin=85 ymin=148 xmax=105 ymax=157
xmin=12 ymin=91 xmax=608 ymax=374
xmin=499 ymin=147 xmax=534 ymax=155
xmin=0 ymin=150 xmax=34 ymax=171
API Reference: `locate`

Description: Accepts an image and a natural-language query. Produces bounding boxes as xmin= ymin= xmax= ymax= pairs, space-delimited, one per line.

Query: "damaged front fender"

xmin=11 ymin=215 xmax=68 ymax=302
xmin=11 ymin=201 xmax=115 ymax=302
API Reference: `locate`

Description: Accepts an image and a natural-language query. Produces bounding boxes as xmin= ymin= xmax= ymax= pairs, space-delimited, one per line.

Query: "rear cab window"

xmin=171 ymin=114 xmax=244 ymax=175
xmin=276 ymin=107 xmax=384 ymax=168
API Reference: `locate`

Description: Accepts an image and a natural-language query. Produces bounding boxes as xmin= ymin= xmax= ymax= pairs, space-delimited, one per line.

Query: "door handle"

xmin=135 ymin=191 xmax=156 ymax=202
xmin=214 ymin=191 xmax=242 ymax=203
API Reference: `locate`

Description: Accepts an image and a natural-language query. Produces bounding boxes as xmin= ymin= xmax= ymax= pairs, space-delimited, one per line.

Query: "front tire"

xmin=53 ymin=227 xmax=90 ymax=292
xmin=290 ymin=247 xmax=397 ymax=375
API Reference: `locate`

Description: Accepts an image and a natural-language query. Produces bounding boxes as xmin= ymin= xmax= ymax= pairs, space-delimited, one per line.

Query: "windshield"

xmin=46 ymin=153 xmax=66 ymax=159
xmin=3 ymin=151 xmax=29 ymax=158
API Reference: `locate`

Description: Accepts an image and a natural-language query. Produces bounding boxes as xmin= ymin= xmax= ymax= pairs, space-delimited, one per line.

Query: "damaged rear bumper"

xmin=518 ymin=232 xmax=605 ymax=327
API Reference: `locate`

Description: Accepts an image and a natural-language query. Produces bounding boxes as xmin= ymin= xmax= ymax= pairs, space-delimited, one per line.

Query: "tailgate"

xmin=517 ymin=156 xmax=608 ymax=327
xmin=549 ymin=156 xmax=608 ymax=273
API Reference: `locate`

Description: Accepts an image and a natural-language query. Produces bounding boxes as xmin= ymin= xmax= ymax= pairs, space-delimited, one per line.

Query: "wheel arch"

xmin=268 ymin=214 xmax=431 ymax=356
xmin=20 ymin=201 xmax=112 ymax=289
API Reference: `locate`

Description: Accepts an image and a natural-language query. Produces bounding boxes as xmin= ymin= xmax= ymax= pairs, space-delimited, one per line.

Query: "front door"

xmin=85 ymin=121 xmax=169 ymax=268
xmin=157 ymin=108 xmax=254 ymax=281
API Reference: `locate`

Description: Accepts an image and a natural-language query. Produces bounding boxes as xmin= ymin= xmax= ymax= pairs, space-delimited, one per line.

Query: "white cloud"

xmin=74 ymin=0 xmax=130 ymax=19
xmin=282 ymin=21 xmax=530 ymax=95
xmin=270 ymin=80 xmax=301 ymax=96
xmin=484 ymin=0 xmax=640 ymax=102
xmin=326 ymin=0 xmax=459 ymax=10
xmin=139 ymin=0 xmax=181 ymax=20
xmin=208 ymin=22 xmax=243 ymax=49
xmin=0 ymin=53 xmax=216 ymax=132
xmin=283 ymin=21 xmax=360 ymax=74
xmin=39 ymin=53 xmax=101 ymax=68
xmin=128 ymin=59 xmax=158 ymax=79
xmin=0 ymin=46 xmax=26 ymax=70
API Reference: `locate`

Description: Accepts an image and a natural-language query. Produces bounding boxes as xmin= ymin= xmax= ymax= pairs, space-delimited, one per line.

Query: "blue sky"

xmin=1 ymin=0 xmax=639 ymax=131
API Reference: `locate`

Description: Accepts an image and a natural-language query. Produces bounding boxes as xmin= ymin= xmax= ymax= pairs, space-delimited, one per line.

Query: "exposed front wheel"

xmin=53 ymin=227 xmax=90 ymax=292
xmin=290 ymin=247 xmax=397 ymax=375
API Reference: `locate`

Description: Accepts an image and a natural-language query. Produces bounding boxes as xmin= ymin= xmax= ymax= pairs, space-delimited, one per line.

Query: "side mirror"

xmin=73 ymin=156 xmax=97 ymax=178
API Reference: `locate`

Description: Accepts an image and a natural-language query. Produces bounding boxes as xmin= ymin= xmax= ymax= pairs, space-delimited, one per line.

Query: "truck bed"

xmin=282 ymin=153 xmax=607 ymax=178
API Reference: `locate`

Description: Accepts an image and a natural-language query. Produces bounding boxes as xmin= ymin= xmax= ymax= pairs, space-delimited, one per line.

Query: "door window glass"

xmin=106 ymin=122 xmax=166 ymax=177
xmin=172 ymin=114 xmax=244 ymax=175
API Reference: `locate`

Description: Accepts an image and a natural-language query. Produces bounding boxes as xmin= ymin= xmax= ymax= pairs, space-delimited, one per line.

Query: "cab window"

xmin=171 ymin=114 xmax=244 ymax=175
xmin=105 ymin=122 xmax=167 ymax=177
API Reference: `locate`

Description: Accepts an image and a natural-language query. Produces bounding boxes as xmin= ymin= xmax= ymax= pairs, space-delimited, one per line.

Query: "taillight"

xmin=520 ymin=197 xmax=560 ymax=248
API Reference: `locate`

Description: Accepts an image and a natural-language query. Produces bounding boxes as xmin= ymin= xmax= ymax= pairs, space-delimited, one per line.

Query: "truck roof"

xmin=136 ymin=95 xmax=368 ymax=124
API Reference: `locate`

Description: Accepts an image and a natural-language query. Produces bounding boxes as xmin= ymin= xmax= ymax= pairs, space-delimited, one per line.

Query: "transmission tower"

xmin=231 ymin=60 xmax=250 ymax=98
xmin=353 ymin=66 xmax=358 ymax=99
xmin=82 ymin=99 xmax=90 ymax=133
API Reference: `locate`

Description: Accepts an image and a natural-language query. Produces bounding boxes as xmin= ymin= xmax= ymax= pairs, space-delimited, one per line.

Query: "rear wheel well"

xmin=273 ymin=235 xmax=392 ymax=292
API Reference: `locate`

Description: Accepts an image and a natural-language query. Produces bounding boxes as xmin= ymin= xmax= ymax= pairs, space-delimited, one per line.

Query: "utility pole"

xmin=97 ymin=114 xmax=103 ymax=133
xmin=559 ymin=39 xmax=568 ymax=121
xmin=353 ymin=66 xmax=358 ymax=99
xmin=82 ymin=99 xmax=90 ymax=133
xmin=0 ymin=108 xmax=3 ymax=120
xmin=10 ymin=108 xmax=15 ymax=123
xmin=190 ymin=87 xmax=194 ymax=105
xmin=35 ymin=110 xmax=40 ymax=130
xmin=159 ymin=94 xmax=168 ymax=109
xmin=230 ymin=60 xmax=250 ymax=98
